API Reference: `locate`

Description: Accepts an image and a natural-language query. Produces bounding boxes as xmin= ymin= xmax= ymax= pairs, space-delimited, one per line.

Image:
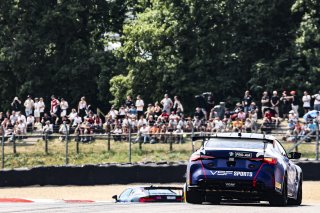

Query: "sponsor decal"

xmin=210 ymin=171 xmax=253 ymax=177
xmin=275 ymin=182 xmax=282 ymax=190
xmin=225 ymin=182 xmax=236 ymax=187
xmin=229 ymin=152 xmax=234 ymax=157
xmin=235 ymin=152 xmax=252 ymax=158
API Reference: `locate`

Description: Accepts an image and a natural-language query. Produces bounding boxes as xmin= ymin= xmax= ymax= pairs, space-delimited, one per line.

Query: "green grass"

xmin=1 ymin=138 xmax=318 ymax=169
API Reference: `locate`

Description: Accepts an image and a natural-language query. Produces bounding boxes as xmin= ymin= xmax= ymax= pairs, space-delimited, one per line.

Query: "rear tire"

xmin=269 ymin=178 xmax=288 ymax=206
xmin=288 ymin=179 xmax=302 ymax=206
xmin=185 ymin=186 xmax=203 ymax=204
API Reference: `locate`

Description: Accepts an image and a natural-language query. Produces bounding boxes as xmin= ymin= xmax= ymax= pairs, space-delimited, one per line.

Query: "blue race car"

xmin=185 ymin=133 xmax=302 ymax=206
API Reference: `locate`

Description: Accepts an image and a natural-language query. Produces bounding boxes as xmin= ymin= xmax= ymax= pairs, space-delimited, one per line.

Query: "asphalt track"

xmin=1 ymin=202 xmax=320 ymax=213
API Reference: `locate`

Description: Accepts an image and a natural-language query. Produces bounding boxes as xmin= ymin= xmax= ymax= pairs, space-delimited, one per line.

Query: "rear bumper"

xmin=188 ymin=179 xmax=276 ymax=200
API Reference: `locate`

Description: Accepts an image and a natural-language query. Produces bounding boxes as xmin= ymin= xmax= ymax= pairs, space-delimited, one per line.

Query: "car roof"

xmin=206 ymin=132 xmax=276 ymax=141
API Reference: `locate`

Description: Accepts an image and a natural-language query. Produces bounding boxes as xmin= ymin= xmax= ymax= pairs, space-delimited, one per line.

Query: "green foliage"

xmin=0 ymin=0 xmax=319 ymax=113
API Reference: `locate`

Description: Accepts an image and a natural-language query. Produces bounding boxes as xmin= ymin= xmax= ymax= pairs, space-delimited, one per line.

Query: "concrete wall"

xmin=0 ymin=161 xmax=319 ymax=186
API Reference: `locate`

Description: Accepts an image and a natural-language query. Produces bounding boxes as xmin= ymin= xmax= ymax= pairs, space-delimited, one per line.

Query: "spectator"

xmin=173 ymin=96 xmax=184 ymax=113
xmin=280 ymin=91 xmax=291 ymax=120
xmin=107 ymin=106 xmax=118 ymax=120
xmin=72 ymin=114 xmax=83 ymax=127
xmin=50 ymin=95 xmax=60 ymax=115
xmin=270 ymin=91 xmax=280 ymax=115
xmin=68 ymin=108 xmax=78 ymax=123
xmin=128 ymin=105 xmax=137 ymax=119
xmin=34 ymin=98 xmax=41 ymax=123
xmin=312 ymin=91 xmax=320 ymax=111
xmin=17 ymin=111 xmax=26 ymax=124
xmin=137 ymin=123 xmax=150 ymax=143
xmin=145 ymin=103 xmax=155 ymax=118
xmin=38 ymin=97 xmax=45 ymax=119
xmin=232 ymin=118 xmax=243 ymax=132
xmin=60 ymin=98 xmax=69 ymax=117
xmin=58 ymin=121 xmax=69 ymax=141
xmin=11 ymin=97 xmax=22 ymax=113
xmin=113 ymin=125 xmax=122 ymax=141
xmin=124 ymin=96 xmax=134 ymax=109
xmin=26 ymin=114 xmax=35 ymax=132
xmin=242 ymin=90 xmax=252 ymax=114
xmin=244 ymin=118 xmax=253 ymax=132
xmin=135 ymin=95 xmax=144 ymax=118
xmin=194 ymin=107 xmax=205 ymax=121
xmin=77 ymin=96 xmax=87 ymax=118
xmin=261 ymin=91 xmax=270 ymax=115
xmin=290 ymin=91 xmax=299 ymax=117
xmin=160 ymin=94 xmax=173 ymax=114
xmin=302 ymin=91 xmax=311 ymax=114
xmin=154 ymin=101 xmax=162 ymax=118
xmin=15 ymin=120 xmax=26 ymax=136
xmin=24 ymin=95 xmax=34 ymax=116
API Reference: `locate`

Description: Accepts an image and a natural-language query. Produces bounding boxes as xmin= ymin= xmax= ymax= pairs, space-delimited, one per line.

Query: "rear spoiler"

xmin=191 ymin=135 xmax=273 ymax=143
xmin=144 ymin=186 xmax=183 ymax=191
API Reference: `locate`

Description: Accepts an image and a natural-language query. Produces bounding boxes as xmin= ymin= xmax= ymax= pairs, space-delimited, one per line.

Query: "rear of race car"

xmin=186 ymin=148 xmax=281 ymax=203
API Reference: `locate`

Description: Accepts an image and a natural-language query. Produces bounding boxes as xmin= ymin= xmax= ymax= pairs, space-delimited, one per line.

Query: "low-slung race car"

xmin=112 ymin=186 xmax=183 ymax=203
xmin=185 ymin=133 xmax=302 ymax=206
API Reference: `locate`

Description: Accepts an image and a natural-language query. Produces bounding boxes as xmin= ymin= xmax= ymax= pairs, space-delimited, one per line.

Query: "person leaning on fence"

xmin=42 ymin=121 xmax=53 ymax=140
xmin=112 ymin=125 xmax=122 ymax=142
xmin=136 ymin=123 xmax=150 ymax=143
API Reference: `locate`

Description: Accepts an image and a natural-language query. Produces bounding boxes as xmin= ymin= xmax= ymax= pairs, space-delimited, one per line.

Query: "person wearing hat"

xmin=312 ymin=90 xmax=320 ymax=111
xmin=24 ymin=95 xmax=34 ymax=117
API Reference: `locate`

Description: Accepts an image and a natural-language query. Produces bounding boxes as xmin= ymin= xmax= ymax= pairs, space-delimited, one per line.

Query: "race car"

xmin=112 ymin=186 xmax=183 ymax=203
xmin=185 ymin=133 xmax=302 ymax=206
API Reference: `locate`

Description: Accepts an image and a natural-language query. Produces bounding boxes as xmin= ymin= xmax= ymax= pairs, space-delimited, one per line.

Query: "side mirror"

xmin=289 ymin=152 xmax=301 ymax=159
xmin=112 ymin=195 xmax=118 ymax=202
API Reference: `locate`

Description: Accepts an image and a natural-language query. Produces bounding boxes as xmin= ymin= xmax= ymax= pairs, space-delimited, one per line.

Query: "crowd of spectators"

xmin=1 ymin=89 xmax=320 ymax=143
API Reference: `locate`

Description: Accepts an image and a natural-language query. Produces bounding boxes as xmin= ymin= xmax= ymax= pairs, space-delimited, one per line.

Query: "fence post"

xmin=65 ymin=123 xmax=69 ymax=165
xmin=128 ymin=124 xmax=132 ymax=164
xmin=12 ymin=133 xmax=16 ymax=154
xmin=191 ymin=125 xmax=195 ymax=153
xmin=45 ymin=132 xmax=48 ymax=155
xmin=169 ymin=132 xmax=173 ymax=151
xmin=1 ymin=126 xmax=5 ymax=169
xmin=316 ymin=120 xmax=319 ymax=161
xmin=107 ymin=131 xmax=111 ymax=151
xmin=76 ymin=136 xmax=80 ymax=154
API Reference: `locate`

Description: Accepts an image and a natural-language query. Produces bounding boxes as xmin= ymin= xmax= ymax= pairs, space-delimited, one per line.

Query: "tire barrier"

xmin=0 ymin=161 xmax=319 ymax=186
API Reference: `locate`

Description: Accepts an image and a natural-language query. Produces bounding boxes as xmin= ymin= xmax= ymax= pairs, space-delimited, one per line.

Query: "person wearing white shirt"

xmin=135 ymin=95 xmax=144 ymax=118
xmin=73 ymin=114 xmax=83 ymax=127
xmin=138 ymin=124 xmax=150 ymax=143
xmin=17 ymin=112 xmax=26 ymax=124
xmin=68 ymin=108 xmax=78 ymax=123
xmin=302 ymin=91 xmax=311 ymax=114
xmin=34 ymin=98 xmax=41 ymax=122
xmin=312 ymin=90 xmax=320 ymax=111
xmin=24 ymin=95 xmax=34 ymax=116
xmin=113 ymin=125 xmax=122 ymax=141
xmin=38 ymin=97 xmax=45 ymax=119
xmin=60 ymin=98 xmax=69 ymax=117
xmin=161 ymin=94 xmax=173 ymax=114
xmin=26 ymin=114 xmax=35 ymax=132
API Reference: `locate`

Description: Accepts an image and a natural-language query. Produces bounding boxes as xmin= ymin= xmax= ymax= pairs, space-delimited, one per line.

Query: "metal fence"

xmin=1 ymin=125 xmax=319 ymax=169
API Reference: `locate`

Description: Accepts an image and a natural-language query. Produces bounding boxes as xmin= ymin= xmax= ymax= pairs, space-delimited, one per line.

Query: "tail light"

xmin=139 ymin=197 xmax=157 ymax=202
xmin=176 ymin=197 xmax=182 ymax=202
xmin=190 ymin=155 xmax=215 ymax=161
xmin=250 ymin=157 xmax=277 ymax=165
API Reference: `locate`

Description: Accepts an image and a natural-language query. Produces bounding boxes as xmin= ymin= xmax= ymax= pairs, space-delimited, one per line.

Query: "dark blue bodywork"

xmin=185 ymin=133 xmax=303 ymax=205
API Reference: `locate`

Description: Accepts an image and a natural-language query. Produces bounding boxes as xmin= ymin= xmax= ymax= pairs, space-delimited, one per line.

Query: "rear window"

xmin=147 ymin=189 xmax=176 ymax=195
xmin=205 ymin=138 xmax=268 ymax=149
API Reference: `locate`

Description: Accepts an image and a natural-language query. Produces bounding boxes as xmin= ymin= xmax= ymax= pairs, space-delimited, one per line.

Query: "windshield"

xmin=205 ymin=138 xmax=268 ymax=150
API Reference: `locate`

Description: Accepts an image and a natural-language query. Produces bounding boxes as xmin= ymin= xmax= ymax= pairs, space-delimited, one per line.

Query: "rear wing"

xmin=144 ymin=186 xmax=183 ymax=191
xmin=191 ymin=134 xmax=274 ymax=143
